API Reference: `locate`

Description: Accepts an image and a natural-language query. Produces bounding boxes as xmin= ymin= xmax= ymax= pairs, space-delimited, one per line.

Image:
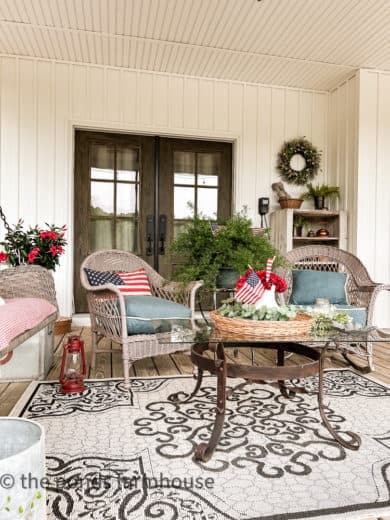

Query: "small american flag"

xmin=212 ymin=225 xmax=264 ymax=237
xmin=251 ymin=227 xmax=264 ymax=236
xmin=235 ymin=270 xmax=265 ymax=305
xmin=211 ymin=223 xmax=220 ymax=236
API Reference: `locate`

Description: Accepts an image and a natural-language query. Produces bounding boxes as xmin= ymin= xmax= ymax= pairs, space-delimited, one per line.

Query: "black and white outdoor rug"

xmin=11 ymin=369 xmax=390 ymax=520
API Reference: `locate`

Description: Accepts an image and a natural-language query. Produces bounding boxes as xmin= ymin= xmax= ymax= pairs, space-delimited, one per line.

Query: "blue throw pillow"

xmin=121 ymin=296 xmax=191 ymax=335
xmin=333 ymin=305 xmax=367 ymax=326
xmin=290 ymin=270 xmax=348 ymax=305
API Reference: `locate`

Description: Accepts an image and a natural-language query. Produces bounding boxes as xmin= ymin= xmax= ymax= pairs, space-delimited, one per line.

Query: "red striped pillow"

xmin=115 ymin=268 xmax=152 ymax=296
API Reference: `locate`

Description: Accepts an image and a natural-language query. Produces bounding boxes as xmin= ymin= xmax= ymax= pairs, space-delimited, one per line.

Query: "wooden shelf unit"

xmin=293 ymin=236 xmax=339 ymax=241
xmin=270 ymin=208 xmax=347 ymax=254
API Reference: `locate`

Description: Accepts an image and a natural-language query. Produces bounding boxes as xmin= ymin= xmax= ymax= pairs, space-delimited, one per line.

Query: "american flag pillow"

xmin=84 ymin=268 xmax=152 ymax=296
xmin=115 ymin=269 xmax=152 ymax=296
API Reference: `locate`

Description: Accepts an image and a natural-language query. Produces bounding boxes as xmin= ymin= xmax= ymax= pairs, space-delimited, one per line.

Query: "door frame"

xmin=69 ymin=122 xmax=239 ymax=315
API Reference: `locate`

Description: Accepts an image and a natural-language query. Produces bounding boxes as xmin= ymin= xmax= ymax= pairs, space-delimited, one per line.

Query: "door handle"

xmin=146 ymin=215 xmax=154 ymax=256
xmin=159 ymin=214 xmax=167 ymax=255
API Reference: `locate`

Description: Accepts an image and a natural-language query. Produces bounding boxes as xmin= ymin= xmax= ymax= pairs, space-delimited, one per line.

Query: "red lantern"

xmin=60 ymin=335 xmax=87 ymax=394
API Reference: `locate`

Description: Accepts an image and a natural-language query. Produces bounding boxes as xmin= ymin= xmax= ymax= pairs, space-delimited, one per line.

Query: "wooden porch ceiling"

xmin=1 ymin=0 xmax=390 ymax=90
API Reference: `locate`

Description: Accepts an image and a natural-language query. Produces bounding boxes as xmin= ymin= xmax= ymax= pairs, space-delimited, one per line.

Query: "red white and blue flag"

xmin=235 ymin=270 xmax=265 ymax=304
xmin=251 ymin=227 xmax=264 ymax=236
xmin=211 ymin=225 xmax=264 ymax=237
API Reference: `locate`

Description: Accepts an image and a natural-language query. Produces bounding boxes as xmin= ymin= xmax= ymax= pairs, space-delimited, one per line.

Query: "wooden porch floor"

xmin=1 ymin=325 xmax=390 ymax=417
xmin=1 ymin=327 xmax=390 ymax=520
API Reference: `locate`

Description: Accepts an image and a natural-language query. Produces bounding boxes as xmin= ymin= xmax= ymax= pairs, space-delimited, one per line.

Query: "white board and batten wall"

xmin=355 ymin=69 xmax=390 ymax=327
xmin=0 ymin=55 xmax=329 ymax=316
xmin=328 ymin=74 xmax=359 ymax=254
xmin=329 ymin=70 xmax=390 ymax=327
xmin=1 ymin=55 xmax=389 ymax=328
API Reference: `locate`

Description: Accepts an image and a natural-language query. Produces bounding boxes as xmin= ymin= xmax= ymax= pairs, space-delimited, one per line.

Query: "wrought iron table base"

xmin=173 ymin=341 xmax=361 ymax=462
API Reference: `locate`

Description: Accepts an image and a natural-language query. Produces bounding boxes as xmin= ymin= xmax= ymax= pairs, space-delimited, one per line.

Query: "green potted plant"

xmin=170 ymin=210 xmax=286 ymax=289
xmin=301 ymin=183 xmax=340 ymax=210
xmin=293 ymin=215 xmax=308 ymax=237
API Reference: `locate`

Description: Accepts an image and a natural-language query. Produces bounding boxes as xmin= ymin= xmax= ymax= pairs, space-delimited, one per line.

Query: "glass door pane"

xmin=172 ymin=150 xmax=220 ymax=229
xmin=90 ymin=143 xmax=115 ymax=180
xmin=88 ymin=143 xmax=140 ymax=254
xmin=90 ymin=220 xmax=113 ymax=250
xmin=89 ymin=143 xmax=115 ymax=252
xmin=91 ymin=182 xmax=114 ymax=216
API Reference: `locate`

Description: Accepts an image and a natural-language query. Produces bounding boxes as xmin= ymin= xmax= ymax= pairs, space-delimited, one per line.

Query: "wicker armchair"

xmin=277 ymin=245 xmax=390 ymax=371
xmin=80 ymin=250 xmax=203 ymax=388
xmin=0 ymin=266 xmax=58 ymax=361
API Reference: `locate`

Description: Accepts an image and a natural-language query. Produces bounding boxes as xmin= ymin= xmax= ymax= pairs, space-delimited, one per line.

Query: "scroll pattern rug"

xmin=12 ymin=370 xmax=390 ymax=520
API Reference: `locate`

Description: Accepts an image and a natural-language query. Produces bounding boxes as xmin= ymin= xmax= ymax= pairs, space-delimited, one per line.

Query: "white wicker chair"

xmin=80 ymin=250 xmax=203 ymax=387
xmin=277 ymin=245 xmax=390 ymax=371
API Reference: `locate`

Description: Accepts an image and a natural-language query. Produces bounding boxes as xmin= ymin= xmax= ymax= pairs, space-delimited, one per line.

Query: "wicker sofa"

xmin=0 ymin=266 xmax=58 ymax=371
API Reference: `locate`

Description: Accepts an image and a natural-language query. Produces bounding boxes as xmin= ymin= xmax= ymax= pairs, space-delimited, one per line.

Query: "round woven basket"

xmin=54 ymin=316 xmax=72 ymax=335
xmin=209 ymin=310 xmax=314 ymax=337
xmin=278 ymin=198 xmax=303 ymax=209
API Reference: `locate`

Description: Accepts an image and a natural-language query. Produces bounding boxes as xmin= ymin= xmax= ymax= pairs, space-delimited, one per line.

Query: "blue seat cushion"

xmin=121 ymin=296 xmax=191 ymax=335
xmin=290 ymin=269 xmax=348 ymax=305
xmin=333 ymin=304 xmax=367 ymax=326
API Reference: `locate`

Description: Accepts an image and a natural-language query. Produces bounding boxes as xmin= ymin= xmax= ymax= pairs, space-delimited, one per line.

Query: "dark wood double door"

xmin=74 ymin=131 xmax=232 ymax=312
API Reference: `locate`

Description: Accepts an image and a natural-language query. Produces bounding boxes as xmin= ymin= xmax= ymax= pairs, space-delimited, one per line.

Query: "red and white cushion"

xmin=115 ymin=269 xmax=152 ymax=296
xmin=0 ymin=298 xmax=57 ymax=352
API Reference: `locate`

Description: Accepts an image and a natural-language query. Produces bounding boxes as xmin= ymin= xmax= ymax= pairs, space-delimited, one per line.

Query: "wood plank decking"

xmin=1 ymin=327 xmax=389 ymax=520
xmin=1 ymin=325 xmax=390 ymax=416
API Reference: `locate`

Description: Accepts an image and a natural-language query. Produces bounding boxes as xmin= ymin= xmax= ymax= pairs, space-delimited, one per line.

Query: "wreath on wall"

xmin=276 ymin=137 xmax=321 ymax=185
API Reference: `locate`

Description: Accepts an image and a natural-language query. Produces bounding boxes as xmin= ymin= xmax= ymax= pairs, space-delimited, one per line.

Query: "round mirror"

xmin=289 ymin=153 xmax=306 ymax=172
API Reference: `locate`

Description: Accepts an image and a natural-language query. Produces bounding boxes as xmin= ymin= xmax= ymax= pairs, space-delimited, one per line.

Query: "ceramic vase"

xmin=255 ymin=285 xmax=279 ymax=309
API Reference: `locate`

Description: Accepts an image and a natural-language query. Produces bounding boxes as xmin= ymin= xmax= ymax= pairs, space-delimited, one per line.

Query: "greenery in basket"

xmin=301 ymin=183 xmax=340 ymax=202
xmin=218 ymin=299 xmax=351 ymax=333
xmin=170 ymin=209 xmax=286 ymax=288
xmin=310 ymin=311 xmax=350 ymax=335
xmin=218 ymin=298 xmax=298 ymax=321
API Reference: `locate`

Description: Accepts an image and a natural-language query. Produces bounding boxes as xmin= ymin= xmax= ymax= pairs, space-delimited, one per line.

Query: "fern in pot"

xmin=301 ymin=183 xmax=340 ymax=210
xmin=170 ymin=210 xmax=286 ymax=289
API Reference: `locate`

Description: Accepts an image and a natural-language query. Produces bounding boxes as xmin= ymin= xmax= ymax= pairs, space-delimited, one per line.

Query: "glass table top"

xmin=151 ymin=318 xmax=390 ymax=346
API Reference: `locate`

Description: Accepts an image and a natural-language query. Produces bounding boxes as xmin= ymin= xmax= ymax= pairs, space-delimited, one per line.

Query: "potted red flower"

xmin=0 ymin=220 xmax=67 ymax=271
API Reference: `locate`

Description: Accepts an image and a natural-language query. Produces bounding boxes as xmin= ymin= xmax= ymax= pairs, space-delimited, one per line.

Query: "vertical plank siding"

xmin=356 ymin=70 xmax=390 ymax=327
xmin=328 ymin=75 xmax=359 ymax=233
xmin=0 ymin=55 xmax=328 ymax=315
